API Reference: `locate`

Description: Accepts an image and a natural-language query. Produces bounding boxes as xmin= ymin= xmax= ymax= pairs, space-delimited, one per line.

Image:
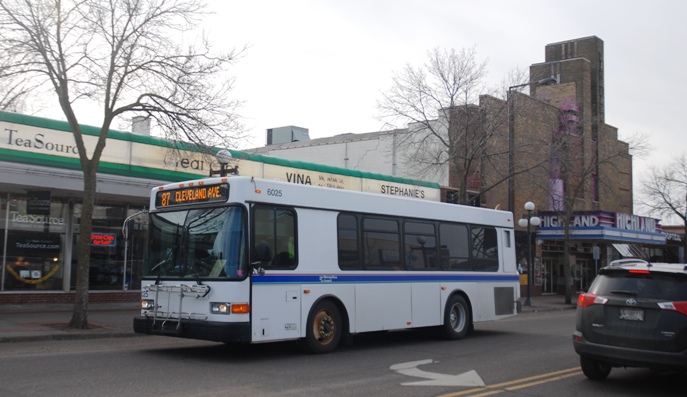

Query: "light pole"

xmin=209 ymin=149 xmax=239 ymax=177
xmin=519 ymin=201 xmax=541 ymax=307
xmin=507 ymin=77 xmax=558 ymax=212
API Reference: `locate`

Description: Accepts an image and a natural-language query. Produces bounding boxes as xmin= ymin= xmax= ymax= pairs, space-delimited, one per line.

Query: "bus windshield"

xmin=144 ymin=206 xmax=247 ymax=279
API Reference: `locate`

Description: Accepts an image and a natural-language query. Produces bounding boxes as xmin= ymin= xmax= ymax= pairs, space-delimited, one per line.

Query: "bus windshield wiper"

xmin=153 ymin=249 xmax=175 ymax=285
xmin=154 ymin=224 xmax=183 ymax=285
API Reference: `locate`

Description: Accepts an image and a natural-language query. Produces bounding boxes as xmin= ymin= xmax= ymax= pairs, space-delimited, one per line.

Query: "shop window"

xmin=1 ymin=194 xmax=68 ymax=291
xmin=73 ymin=203 xmax=146 ymax=290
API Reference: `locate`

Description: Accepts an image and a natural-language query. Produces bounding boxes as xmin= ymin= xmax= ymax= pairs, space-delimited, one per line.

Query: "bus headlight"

xmin=210 ymin=302 xmax=250 ymax=314
xmin=140 ymin=299 xmax=155 ymax=310
xmin=211 ymin=302 xmax=231 ymax=314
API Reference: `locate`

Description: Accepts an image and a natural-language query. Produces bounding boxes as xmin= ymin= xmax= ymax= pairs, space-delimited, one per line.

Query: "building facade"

xmin=250 ymin=129 xmax=449 ymax=187
xmin=0 ymin=112 xmax=439 ymax=302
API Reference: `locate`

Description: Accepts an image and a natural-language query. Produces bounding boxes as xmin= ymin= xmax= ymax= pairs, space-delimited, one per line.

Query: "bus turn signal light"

xmin=231 ymin=303 xmax=250 ymax=314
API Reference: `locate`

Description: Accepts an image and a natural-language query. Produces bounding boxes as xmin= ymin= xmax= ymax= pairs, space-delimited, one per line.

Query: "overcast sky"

xmin=203 ymin=0 xmax=685 ymax=204
xmin=34 ymin=1 xmax=682 ymax=215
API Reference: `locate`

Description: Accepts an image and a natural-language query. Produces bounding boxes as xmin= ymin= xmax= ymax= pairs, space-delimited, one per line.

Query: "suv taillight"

xmin=657 ymin=301 xmax=687 ymax=316
xmin=578 ymin=293 xmax=609 ymax=308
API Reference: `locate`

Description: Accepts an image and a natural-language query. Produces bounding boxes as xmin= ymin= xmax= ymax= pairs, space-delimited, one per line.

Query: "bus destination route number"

xmin=155 ymin=183 xmax=229 ymax=208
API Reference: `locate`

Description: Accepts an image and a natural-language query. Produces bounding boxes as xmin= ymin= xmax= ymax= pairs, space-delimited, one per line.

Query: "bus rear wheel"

xmin=303 ymin=300 xmax=342 ymax=354
xmin=441 ymin=295 xmax=471 ymax=340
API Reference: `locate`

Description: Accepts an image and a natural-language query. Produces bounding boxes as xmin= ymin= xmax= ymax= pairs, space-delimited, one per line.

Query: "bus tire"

xmin=303 ymin=300 xmax=342 ymax=354
xmin=441 ymin=295 xmax=471 ymax=340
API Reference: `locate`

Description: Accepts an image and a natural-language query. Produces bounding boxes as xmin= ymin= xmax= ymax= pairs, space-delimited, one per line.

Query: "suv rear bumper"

xmin=573 ymin=331 xmax=687 ymax=370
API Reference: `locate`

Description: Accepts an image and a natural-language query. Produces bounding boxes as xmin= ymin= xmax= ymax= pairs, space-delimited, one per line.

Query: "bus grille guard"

xmin=143 ymin=284 xmax=211 ymax=336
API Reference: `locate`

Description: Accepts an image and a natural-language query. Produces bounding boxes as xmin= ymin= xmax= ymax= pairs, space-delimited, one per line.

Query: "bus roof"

xmin=152 ymin=176 xmax=514 ymax=228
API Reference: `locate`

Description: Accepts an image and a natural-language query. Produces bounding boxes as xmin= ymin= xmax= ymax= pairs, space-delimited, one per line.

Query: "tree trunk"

xmin=563 ymin=220 xmax=573 ymax=304
xmin=69 ymin=163 xmax=97 ymax=329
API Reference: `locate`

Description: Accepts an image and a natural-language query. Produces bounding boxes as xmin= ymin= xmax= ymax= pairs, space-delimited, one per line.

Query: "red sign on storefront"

xmin=90 ymin=233 xmax=116 ymax=247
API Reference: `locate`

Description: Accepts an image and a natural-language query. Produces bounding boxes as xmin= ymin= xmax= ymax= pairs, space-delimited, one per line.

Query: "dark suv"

xmin=573 ymin=258 xmax=687 ymax=380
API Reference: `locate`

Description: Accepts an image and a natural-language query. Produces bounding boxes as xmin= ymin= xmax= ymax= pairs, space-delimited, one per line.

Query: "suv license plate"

xmin=620 ymin=308 xmax=644 ymax=321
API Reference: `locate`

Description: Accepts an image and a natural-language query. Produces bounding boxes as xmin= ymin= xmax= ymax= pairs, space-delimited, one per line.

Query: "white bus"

xmin=134 ymin=175 xmax=520 ymax=353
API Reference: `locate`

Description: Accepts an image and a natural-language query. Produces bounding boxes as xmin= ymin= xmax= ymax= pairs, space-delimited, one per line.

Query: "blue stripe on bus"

xmin=252 ymin=273 xmax=519 ymax=284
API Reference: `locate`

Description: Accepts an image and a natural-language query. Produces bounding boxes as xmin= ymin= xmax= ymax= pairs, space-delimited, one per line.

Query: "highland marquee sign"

xmin=537 ymin=211 xmax=665 ymax=244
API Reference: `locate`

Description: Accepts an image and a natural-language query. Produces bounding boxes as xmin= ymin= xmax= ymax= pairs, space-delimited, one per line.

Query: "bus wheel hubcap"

xmin=315 ymin=312 xmax=335 ymax=343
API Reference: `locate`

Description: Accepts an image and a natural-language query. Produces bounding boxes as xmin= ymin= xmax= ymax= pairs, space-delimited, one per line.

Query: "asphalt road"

xmin=1 ymin=310 xmax=685 ymax=397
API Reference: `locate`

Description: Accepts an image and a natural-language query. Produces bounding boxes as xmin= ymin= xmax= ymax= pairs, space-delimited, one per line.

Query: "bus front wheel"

xmin=303 ymin=300 xmax=342 ymax=354
xmin=441 ymin=295 xmax=471 ymax=340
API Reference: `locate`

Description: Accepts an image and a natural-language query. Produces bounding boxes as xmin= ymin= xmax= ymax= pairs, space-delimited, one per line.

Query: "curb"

xmin=520 ymin=304 xmax=577 ymax=314
xmin=0 ymin=331 xmax=140 ymax=343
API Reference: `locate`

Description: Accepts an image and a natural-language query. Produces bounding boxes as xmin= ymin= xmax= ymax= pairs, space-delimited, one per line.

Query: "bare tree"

xmin=0 ymin=0 xmax=245 ymax=328
xmin=0 ymin=72 xmax=35 ymax=112
xmin=638 ymin=153 xmax=687 ymax=260
xmin=376 ymin=46 xmax=532 ymax=205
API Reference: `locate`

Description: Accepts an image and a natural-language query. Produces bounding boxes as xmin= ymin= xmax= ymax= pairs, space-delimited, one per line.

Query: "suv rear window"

xmin=590 ymin=271 xmax=687 ymax=301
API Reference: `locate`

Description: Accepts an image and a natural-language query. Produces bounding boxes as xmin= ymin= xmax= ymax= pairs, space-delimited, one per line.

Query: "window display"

xmin=1 ymin=193 xmax=147 ymax=292
xmin=1 ymin=194 xmax=67 ymax=290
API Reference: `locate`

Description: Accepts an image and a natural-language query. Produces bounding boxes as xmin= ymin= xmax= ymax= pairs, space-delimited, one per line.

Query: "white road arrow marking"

xmin=390 ymin=359 xmax=486 ymax=387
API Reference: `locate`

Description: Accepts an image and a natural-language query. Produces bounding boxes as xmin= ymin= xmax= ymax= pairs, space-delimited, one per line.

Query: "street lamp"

xmin=209 ymin=149 xmax=239 ymax=177
xmin=507 ymin=77 xmax=559 ymax=212
xmin=518 ymin=201 xmax=541 ymax=307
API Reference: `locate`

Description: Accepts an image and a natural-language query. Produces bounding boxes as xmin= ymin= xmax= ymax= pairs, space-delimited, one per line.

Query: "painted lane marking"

xmin=436 ymin=367 xmax=582 ymax=397
xmin=390 ymin=359 xmax=486 ymax=387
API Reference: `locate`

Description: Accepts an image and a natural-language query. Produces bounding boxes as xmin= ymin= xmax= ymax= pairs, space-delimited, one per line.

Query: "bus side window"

xmin=440 ymin=223 xmax=471 ymax=270
xmin=363 ymin=217 xmax=400 ymax=270
xmin=251 ymin=205 xmax=297 ymax=269
xmin=337 ymin=213 xmax=360 ymax=270
xmin=471 ymin=226 xmax=499 ymax=272
xmin=404 ymin=221 xmax=437 ymax=270
xmin=254 ymin=243 xmax=272 ymax=263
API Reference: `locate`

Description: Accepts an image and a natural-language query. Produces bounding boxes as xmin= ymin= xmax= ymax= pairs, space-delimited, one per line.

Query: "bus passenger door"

xmin=250 ymin=204 xmax=301 ymax=341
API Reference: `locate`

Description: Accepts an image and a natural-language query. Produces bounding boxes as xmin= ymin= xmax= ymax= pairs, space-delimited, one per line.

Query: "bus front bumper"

xmin=134 ymin=316 xmax=252 ymax=343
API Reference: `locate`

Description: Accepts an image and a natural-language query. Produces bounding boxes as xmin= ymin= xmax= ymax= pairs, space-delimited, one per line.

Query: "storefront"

xmin=534 ymin=211 xmax=668 ymax=294
xmin=1 ymin=193 xmax=148 ymax=292
xmin=1 ymin=111 xmax=439 ymax=300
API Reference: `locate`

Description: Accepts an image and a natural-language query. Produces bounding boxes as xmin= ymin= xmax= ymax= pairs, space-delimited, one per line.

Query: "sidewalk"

xmin=518 ymin=293 xmax=578 ymax=314
xmin=0 ymin=294 xmax=578 ymax=343
xmin=0 ymin=302 xmax=140 ymax=343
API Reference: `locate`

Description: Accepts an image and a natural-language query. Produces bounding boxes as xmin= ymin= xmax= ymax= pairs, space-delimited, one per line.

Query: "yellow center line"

xmin=504 ymin=371 xmax=582 ymax=391
xmin=457 ymin=390 xmax=504 ymax=397
xmin=436 ymin=367 xmax=582 ymax=397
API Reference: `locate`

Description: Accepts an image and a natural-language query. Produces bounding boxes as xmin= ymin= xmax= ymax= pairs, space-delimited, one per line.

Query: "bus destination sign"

xmin=155 ymin=183 xmax=229 ymax=208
